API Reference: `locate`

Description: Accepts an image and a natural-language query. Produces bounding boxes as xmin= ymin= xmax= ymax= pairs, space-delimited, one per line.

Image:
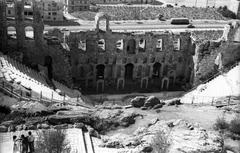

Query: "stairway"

xmin=67 ymin=128 xmax=95 ymax=153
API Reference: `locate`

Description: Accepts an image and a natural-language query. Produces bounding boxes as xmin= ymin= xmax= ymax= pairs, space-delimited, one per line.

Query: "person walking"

xmin=27 ymin=131 xmax=35 ymax=153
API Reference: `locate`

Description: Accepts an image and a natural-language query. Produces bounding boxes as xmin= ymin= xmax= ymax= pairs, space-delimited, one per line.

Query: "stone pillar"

xmin=15 ymin=0 xmax=25 ymax=49
xmin=0 ymin=0 xmax=7 ymax=51
xmin=33 ymin=0 xmax=44 ymax=47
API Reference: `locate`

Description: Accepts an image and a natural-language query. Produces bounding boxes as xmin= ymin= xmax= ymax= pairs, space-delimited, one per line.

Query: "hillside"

xmin=181 ymin=62 xmax=240 ymax=103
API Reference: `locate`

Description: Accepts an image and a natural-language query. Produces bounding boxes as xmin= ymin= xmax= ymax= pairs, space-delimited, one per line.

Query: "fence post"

xmin=228 ymin=96 xmax=231 ymax=106
xmin=191 ymin=96 xmax=194 ymax=104
xmin=51 ymin=91 xmax=53 ymax=102
xmin=63 ymin=92 xmax=65 ymax=102
xmin=20 ymin=90 xmax=23 ymax=101
xmin=40 ymin=91 xmax=42 ymax=101
xmin=29 ymin=89 xmax=32 ymax=99
xmin=211 ymin=97 xmax=214 ymax=106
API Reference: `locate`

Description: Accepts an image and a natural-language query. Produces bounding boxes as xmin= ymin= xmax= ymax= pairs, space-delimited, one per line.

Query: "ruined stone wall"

xmin=1 ymin=0 xmax=72 ymax=86
xmin=68 ymin=30 xmax=194 ymax=93
xmin=193 ymin=21 xmax=240 ymax=86
xmin=0 ymin=0 xmax=8 ymax=51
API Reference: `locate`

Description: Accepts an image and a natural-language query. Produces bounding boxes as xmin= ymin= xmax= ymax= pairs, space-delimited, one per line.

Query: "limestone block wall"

xmin=68 ymin=30 xmax=194 ymax=92
xmin=193 ymin=21 xmax=240 ymax=86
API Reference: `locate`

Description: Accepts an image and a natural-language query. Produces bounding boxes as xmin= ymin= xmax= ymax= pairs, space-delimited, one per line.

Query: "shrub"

xmin=229 ymin=115 xmax=240 ymax=135
xmin=36 ymin=129 xmax=71 ymax=153
xmin=214 ymin=116 xmax=229 ymax=130
xmin=152 ymin=130 xmax=170 ymax=153
xmin=217 ymin=6 xmax=236 ymax=19
xmin=0 ymin=105 xmax=11 ymax=114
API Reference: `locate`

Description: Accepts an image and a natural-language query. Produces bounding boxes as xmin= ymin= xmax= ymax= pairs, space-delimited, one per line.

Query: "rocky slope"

xmin=100 ymin=119 xmax=222 ymax=153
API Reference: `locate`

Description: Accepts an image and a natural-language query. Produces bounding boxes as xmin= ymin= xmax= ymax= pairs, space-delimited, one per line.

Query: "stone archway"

xmin=125 ymin=63 xmax=134 ymax=80
xmin=95 ymin=12 xmax=110 ymax=32
xmin=96 ymin=64 xmax=105 ymax=80
xmin=161 ymin=77 xmax=169 ymax=90
xmin=152 ymin=62 xmax=162 ymax=78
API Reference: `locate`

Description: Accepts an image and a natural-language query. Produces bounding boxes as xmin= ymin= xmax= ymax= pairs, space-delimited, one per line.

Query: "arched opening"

xmin=152 ymin=62 xmax=161 ymax=78
xmin=163 ymin=64 xmax=168 ymax=76
xmin=44 ymin=56 xmax=53 ymax=80
xmin=138 ymin=38 xmax=146 ymax=52
xmin=125 ymin=63 xmax=134 ymax=80
xmin=95 ymin=13 xmax=110 ymax=31
xmin=116 ymin=65 xmax=121 ymax=77
xmin=25 ymin=26 xmax=34 ymax=40
xmin=7 ymin=26 xmax=17 ymax=39
xmin=137 ymin=65 xmax=142 ymax=77
xmin=161 ymin=77 xmax=169 ymax=90
xmin=96 ymin=64 xmax=105 ymax=80
xmin=127 ymin=39 xmax=136 ymax=54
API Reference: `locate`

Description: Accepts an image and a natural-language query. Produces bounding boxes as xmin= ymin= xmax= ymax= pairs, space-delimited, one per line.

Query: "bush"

xmin=214 ymin=116 xmax=229 ymax=130
xmin=36 ymin=129 xmax=71 ymax=153
xmin=152 ymin=130 xmax=170 ymax=153
xmin=0 ymin=105 xmax=11 ymax=114
xmin=217 ymin=6 xmax=236 ymax=19
xmin=229 ymin=115 xmax=240 ymax=135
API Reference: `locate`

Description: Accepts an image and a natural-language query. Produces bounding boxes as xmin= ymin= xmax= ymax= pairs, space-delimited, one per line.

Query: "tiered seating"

xmin=71 ymin=6 xmax=226 ymax=21
xmin=0 ymin=54 xmax=69 ymax=101
xmin=53 ymin=80 xmax=81 ymax=98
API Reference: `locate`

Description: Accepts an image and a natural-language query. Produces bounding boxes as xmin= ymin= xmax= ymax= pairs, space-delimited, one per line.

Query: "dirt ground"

xmin=106 ymin=104 xmax=240 ymax=151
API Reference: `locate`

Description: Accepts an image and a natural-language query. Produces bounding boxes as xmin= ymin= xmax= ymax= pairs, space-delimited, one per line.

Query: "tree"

xmin=36 ymin=129 xmax=71 ymax=153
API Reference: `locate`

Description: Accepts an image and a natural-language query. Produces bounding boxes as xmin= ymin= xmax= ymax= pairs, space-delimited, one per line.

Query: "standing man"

xmin=27 ymin=132 xmax=35 ymax=153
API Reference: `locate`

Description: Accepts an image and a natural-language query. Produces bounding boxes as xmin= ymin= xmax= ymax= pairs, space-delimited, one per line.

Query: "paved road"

xmin=44 ymin=20 xmax=227 ymax=32
xmin=7 ymin=20 xmax=227 ymax=33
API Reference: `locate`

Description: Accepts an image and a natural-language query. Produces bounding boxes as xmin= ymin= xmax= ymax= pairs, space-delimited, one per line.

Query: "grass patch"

xmin=152 ymin=130 xmax=170 ymax=153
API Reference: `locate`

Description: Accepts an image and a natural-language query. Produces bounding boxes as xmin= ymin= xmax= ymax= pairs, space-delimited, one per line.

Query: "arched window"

xmin=96 ymin=64 xmax=105 ymax=79
xmin=7 ymin=26 xmax=17 ymax=39
xmin=25 ymin=26 xmax=34 ymax=40
xmin=127 ymin=39 xmax=136 ymax=54
xmin=138 ymin=38 xmax=146 ymax=52
xmin=152 ymin=62 xmax=161 ymax=78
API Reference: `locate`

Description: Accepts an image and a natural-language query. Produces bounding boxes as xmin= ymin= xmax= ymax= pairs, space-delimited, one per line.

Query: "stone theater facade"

xmin=68 ymin=13 xmax=195 ymax=93
xmin=0 ymin=0 xmax=195 ymax=94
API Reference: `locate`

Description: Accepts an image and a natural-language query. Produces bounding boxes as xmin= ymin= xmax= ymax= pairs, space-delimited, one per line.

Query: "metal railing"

xmin=184 ymin=61 xmax=240 ymax=96
xmin=182 ymin=94 xmax=239 ymax=106
xmin=0 ymin=79 xmax=91 ymax=109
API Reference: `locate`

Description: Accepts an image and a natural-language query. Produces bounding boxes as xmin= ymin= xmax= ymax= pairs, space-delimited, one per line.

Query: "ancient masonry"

xmin=0 ymin=0 xmax=44 ymax=50
xmin=68 ymin=13 xmax=195 ymax=93
xmin=1 ymin=1 xmax=197 ymax=93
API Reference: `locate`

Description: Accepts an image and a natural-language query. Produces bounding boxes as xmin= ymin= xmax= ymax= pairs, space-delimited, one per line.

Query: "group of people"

xmin=13 ymin=131 xmax=35 ymax=153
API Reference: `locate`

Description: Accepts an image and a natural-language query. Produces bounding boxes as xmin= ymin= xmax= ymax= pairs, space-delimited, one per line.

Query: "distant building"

xmin=67 ymin=0 xmax=90 ymax=13
xmin=39 ymin=0 xmax=64 ymax=21
xmin=6 ymin=3 xmax=33 ymax=18
xmin=6 ymin=0 xmax=65 ymax=21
